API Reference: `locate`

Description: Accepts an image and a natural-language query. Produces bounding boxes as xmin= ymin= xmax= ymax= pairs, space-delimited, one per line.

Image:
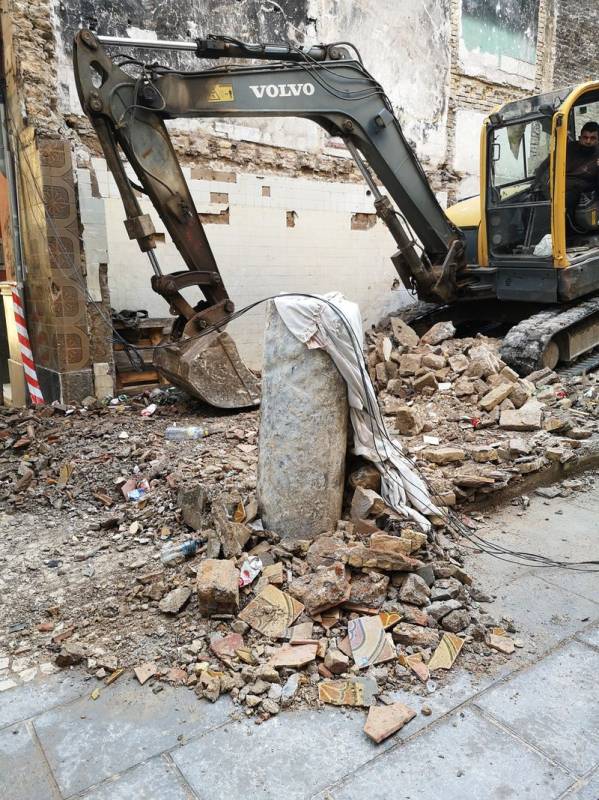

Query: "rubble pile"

xmin=368 ymin=317 xmax=599 ymax=505
xmin=1 ymin=316 xmax=599 ymax=735
xmin=0 ymin=389 xmax=523 ymax=731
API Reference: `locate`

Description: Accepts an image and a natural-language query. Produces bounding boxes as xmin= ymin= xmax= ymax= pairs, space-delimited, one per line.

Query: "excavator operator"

xmin=565 ymin=120 xmax=599 ymax=224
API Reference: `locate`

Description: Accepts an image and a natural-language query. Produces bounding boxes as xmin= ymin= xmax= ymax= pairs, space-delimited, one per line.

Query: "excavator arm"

xmin=73 ymin=29 xmax=466 ymax=406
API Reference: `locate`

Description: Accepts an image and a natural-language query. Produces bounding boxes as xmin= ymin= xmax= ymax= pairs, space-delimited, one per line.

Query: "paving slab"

xmin=173 ymin=707 xmax=392 ymax=800
xmin=0 ymin=669 xmax=89 ymax=730
xmin=322 ymin=707 xmax=573 ymax=800
xmin=80 ymin=755 xmax=196 ymax=800
xmin=475 ymin=640 xmax=599 ymax=775
xmin=0 ymin=722 xmax=61 ymax=800
xmin=576 ymin=623 xmax=599 ymax=649
xmin=482 ymin=572 xmax=599 ymax=655
xmin=383 ymin=667 xmax=499 ymax=738
xmin=467 ymin=494 xmax=599 ymax=596
xmin=34 ymin=675 xmax=232 ymax=797
xmin=539 ymin=567 xmax=599 ymax=607
xmin=561 ymin=767 xmax=599 ymax=800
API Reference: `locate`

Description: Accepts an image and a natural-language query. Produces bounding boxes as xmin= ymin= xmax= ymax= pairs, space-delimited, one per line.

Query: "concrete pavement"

xmin=1 ymin=482 xmax=599 ymax=799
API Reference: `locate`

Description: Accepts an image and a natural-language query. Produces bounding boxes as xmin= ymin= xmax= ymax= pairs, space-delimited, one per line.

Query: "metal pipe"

xmin=98 ymin=35 xmax=197 ymax=51
xmin=344 ymin=138 xmax=383 ymax=200
xmin=97 ymin=34 xmax=335 ymax=62
xmin=147 ymin=250 xmax=162 ymax=277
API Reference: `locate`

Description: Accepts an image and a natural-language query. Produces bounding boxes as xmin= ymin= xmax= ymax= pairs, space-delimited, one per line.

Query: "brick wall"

xmin=445 ymin=0 xmax=557 ymax=202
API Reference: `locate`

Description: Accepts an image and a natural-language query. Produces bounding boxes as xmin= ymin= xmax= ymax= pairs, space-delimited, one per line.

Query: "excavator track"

xmin=557 ymin=346 xmax=599 ymax=378
xmin=500 ymin=297 xmax=599 ymax=376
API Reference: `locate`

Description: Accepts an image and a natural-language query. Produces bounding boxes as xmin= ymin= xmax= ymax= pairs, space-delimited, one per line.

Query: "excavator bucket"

xmin=153 ymin=331 xmax=260 ymax=409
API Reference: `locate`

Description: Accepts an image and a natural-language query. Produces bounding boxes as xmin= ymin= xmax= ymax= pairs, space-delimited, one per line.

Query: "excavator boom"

xmin=73 ymin=30 xmax=466 ymax=405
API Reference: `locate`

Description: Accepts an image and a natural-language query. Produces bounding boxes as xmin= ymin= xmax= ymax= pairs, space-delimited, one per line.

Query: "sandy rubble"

xmin=1 ymin=318 xmax=599 ymax=725
xmin=369 ymin=318 xmax=599 ymax=504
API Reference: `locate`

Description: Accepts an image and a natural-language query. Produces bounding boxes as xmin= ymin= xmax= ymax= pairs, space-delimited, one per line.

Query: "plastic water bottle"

xmin=160 ymin=540 xmax=199 ymax=566
xmin=164 ymin=425 xmax=208 ymax=441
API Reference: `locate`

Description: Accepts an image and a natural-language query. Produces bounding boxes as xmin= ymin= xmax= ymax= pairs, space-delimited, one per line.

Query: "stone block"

xmin=499 ymin=400 xmax=543 ymax=431
xmin=391 ymin=317 xmax=419 ymax=347
xmin=395 ymin=405 xmax=424 ymax=435
xmin=398 ymin=353 xmax=422 ymax=376
xmin=479 ymin=382 xmax=513 ymax=411
xmin=422 ymin=446 xmax=465 ymax=465
xmin=421 ymin=321 xmax=455 ymax=345
xmin=196 ymin=559 xmax=239 ymax=616
xmin=257 ymin=302 xmax=348 ymax=540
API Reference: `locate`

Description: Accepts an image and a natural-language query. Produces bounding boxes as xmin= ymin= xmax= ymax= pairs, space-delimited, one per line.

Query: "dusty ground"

xmin=0 ymin=394 xmax=260 ymax=675
xmin=2 ymin=319 xmax=599 ymax=717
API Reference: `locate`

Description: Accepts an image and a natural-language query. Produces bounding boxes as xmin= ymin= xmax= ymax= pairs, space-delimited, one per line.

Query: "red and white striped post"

xmin=11 ymin=287 xmax=44 ymax=405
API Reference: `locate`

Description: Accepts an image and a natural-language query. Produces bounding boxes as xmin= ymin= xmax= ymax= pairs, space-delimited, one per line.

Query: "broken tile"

xmin=289 ymin=622 xmax=314 ymax=644
xmin=379 ymin=611 xmax=401 ymax=630
xmin=337 ymin=635 xmax=352 ymax=658
xmin=210 ymin=633 xmax=244 ymax=660
xmin=268 ymin=643 xmax=318 ymax=668
xmin=238 ymin=585 xmax=304 ymax=638
xmin=488 ymin=633 xmax=515 ymax=654
xmin=428 ymin=632 xmax=464 ymax=670
xmin=399 ymin=652 xmax=430 ymax=683
xmin=363 ymin=702 xmax=416 ymax=743
xmin=319 ymin=608 xmax=340 ymax=630
xmin=318 ymin=676 xmax=378 ymax=707
xmin=348 ymin=615 xmax=396 ymax=669
xmin=134 ymin=662 xmax=157 ymax=685
xmin=262 ymin=562 xmax=284 ymax=585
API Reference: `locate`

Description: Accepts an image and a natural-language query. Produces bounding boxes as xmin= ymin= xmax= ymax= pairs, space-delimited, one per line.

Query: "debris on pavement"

xmin=363 ymin=701 xmax=417 ymax=743
xmin=2 ymin=319 xmax=599 ymax=732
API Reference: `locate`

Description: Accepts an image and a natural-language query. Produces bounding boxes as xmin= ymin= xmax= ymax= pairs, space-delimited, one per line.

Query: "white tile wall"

xmin=83 ymin=158 xmax=415 ymax=367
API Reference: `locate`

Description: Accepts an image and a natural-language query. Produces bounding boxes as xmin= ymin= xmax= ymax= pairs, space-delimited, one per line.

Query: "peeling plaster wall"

xmin=49 ymin=0 xmax=454 ymax=366
xmin=553 ymin=0 xmax=599 ymax=87
xmin=55 ymin=0 xmax=451 ymax=168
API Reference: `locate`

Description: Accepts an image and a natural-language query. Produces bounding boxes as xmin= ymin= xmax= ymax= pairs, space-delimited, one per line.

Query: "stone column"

xmin=257 ymin=301 xmax=348 ymax=540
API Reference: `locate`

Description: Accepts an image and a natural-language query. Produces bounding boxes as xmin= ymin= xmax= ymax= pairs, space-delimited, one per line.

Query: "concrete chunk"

xmin=421 ymin=321 xmax=455 ymax=345
xmin=422 ymin=446 xmax=465 ymax=465
xmin=479 ymin=383 xmax=513 ymax=411
xmin=390 ymin=317 xmax=419 ymax=347
xmin=500 ymin=400 xmax=543 ymax=431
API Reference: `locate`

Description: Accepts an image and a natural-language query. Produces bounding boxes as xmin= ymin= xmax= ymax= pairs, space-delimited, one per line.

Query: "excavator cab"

xmin=447 ymin=83 xmax=599 ymax=302
xmin=476 ymin=83 xmax=599 ymax=302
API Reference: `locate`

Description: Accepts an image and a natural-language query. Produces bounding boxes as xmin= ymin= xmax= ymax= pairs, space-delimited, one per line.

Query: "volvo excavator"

xmin=73 ymin=29 xmax=599 ymax=408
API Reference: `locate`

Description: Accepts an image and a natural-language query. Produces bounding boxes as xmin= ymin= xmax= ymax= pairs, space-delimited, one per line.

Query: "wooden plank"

xmin=116 ymin=369 xmax=160 ymax=385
